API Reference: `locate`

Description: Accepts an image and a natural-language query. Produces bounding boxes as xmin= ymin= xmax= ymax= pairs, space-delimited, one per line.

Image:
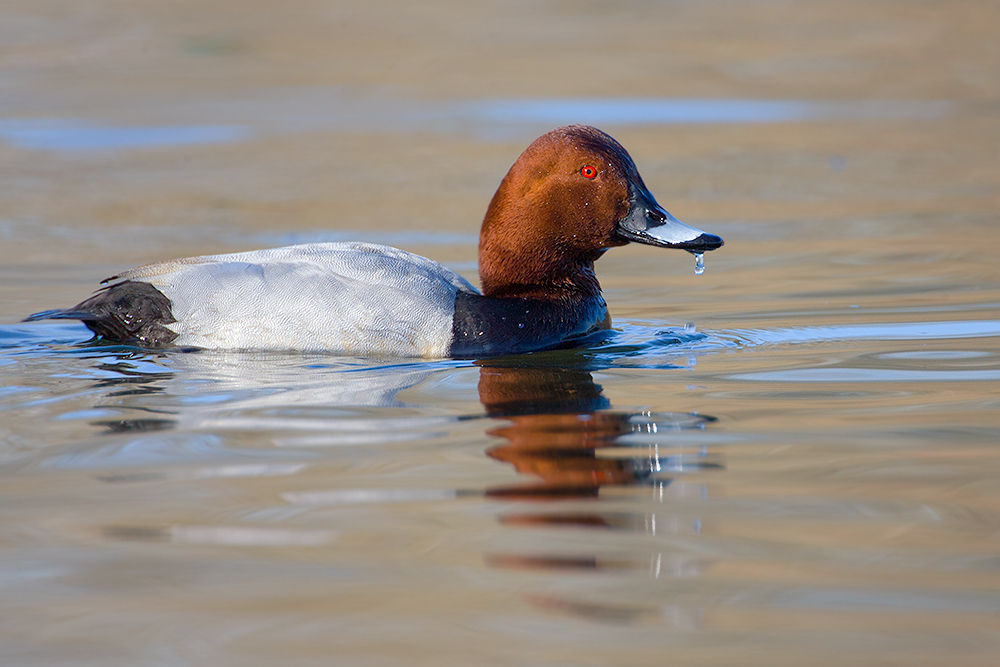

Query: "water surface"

xmin=1 ymin=1 xmax=999 ymax=666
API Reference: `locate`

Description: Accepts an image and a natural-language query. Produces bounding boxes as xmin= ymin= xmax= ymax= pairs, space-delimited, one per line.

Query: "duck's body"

xmin=26 ymin=125 xmax=723 ymax=358
xmin=76 ymin=242 xmax=477 ymax=356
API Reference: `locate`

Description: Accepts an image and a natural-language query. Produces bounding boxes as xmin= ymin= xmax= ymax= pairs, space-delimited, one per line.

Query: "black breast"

xmin=450 ymin=291 xmax=608 ymax=357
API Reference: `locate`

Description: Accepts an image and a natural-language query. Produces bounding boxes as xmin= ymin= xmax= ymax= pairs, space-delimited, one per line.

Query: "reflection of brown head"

xmin=478 ymin=364 xmax=609 ymax=417
xmin=478 ymin=363 xmax=719 ymax=615
xmin=478 ymin=364 xmax=635 ymax=499
xmin=486 ymin=411 xmax=639 ymax=498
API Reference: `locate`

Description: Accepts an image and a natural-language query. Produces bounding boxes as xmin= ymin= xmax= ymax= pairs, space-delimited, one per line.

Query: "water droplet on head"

xmin=693 ymin=252 xmax=705 ymax=275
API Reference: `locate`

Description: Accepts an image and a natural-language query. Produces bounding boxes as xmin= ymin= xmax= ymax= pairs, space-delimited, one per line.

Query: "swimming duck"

xmin=25 ymin=125 xmax=723 ymax=357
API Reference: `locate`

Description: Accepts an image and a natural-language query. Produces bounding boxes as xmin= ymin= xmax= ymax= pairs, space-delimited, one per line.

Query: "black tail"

xmin=24 ymin=280 xmax=179 ymax=347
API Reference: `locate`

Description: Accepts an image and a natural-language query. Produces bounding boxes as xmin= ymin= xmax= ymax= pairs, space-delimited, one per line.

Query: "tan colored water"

xmin=2 ymin=1 xmax=999 ymax=665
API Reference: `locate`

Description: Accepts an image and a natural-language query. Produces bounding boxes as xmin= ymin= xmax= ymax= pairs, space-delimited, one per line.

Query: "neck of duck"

xmin=480 ymin=255 xmax=602 ymax=302
xmin=478 ymin=218 xmax=605 ymax=303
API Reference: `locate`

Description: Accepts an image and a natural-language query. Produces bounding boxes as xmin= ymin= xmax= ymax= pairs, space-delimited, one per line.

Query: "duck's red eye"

xmin=580 ymin=165 xmax=598 ymax=179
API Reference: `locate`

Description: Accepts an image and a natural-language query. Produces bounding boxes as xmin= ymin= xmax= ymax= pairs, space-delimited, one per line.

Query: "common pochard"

xmin=26 ymin=125 xmax=723 ymax=357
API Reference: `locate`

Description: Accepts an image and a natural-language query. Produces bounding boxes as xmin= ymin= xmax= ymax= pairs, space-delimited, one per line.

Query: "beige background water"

xmin=2 ymin=1 xmax=999 ymax=666
xmin=2 ymin=0 xmax=998 ymax=279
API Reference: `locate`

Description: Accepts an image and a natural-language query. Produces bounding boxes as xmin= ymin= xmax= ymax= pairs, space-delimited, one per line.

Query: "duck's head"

xmin=478 ymin=125 xmax=723 ymax=299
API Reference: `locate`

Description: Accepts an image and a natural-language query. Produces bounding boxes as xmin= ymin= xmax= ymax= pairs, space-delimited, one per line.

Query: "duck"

xmin=25 ymin=125 xmax=723 ymax=358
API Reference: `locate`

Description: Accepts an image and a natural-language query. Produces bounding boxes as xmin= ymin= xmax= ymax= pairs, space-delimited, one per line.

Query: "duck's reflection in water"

xmin=477 ymin=360 xmax=718 ymax=500
xmin=475 ymin=360 xmax=719 ymax=627
xmin=482 ymin=370 xmax=638 ymax=498
xmin=82 ymin=349 xmax=719 ymax=625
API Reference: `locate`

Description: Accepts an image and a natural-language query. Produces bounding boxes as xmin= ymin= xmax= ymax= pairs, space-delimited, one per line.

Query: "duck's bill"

xmin=620 ymin=210 xmax=724 ymax=251
xmin=615 ymin=183 xmax=724 ymax=252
